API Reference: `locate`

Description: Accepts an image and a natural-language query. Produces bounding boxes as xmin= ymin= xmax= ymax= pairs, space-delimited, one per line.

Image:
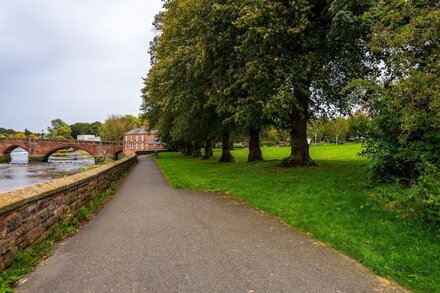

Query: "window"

xmin=125 ymin=136 xmax=127 ymax=142
xmin=141 ymin=143 xmax=144 ymax=150
xmin=142 ymin=135 xmax=144 ymax=142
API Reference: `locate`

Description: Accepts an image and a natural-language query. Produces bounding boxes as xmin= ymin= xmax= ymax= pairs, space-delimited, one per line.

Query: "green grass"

xmin=155 ymin=144 xmax=439 ymax=292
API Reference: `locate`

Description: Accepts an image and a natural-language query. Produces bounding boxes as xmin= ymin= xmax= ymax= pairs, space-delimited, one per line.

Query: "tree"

xmin=0 ymin=128 xmax=17 ymax=135
xmin=54 ymin=126 xmax=73 ymax=140
xmin=101 ymin=114 xmax=138 ymax=141
xmin=327 ymin=117 xmax=349 ymax=144
xmin=361 ymin=0 xmax=440 ymax=182
xmin=274 ymin=0 xmax=373 ymax=166
xmin=47 ymin=119 xmax=68 ymax=136
xmin=347 ymin=113 xmax=370 ymax=140
xmin=70 ymin=121 xmax=102 ymax=139
xmin=308 ymin=118 xmax=327 ymax=145
xmin=227 ymin=0 xmax=298 ymax=162
xmin=142 ymin=0 xmax=226 ymax=161
xmin=46 ymin=119 xmax=73 ymax=139
xmin=24 ymin=128 xmax=32 ymax=136
xmin=14 ymin=132 xmax=26 ymax=139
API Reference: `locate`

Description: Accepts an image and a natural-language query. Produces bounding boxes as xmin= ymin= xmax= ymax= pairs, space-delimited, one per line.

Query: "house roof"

xmin=125 ymin=128 xmax=148 ymax=135
xmin=125 ymin=128 xmax=158 ymax=135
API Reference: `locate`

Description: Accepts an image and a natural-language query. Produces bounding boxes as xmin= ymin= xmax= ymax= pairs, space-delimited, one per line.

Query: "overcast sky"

xmin=0 ymin=1 xmax=163 ymax=132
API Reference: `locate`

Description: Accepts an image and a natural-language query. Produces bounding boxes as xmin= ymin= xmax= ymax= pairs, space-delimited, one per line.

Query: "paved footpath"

xmin=17 ymin=156 xmax=406 ymax=293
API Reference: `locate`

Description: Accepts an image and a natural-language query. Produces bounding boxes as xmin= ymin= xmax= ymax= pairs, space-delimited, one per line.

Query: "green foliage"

xmin=47 ymin=119 xmax=73 ymax=140
xmin=142 ymin=0 xmax=372 ymax=163
xmin=24 ymin=128 xmax=32 ymax=136
xmin=326 ymin=117 xmax=349 ymax=143
xmin=70 ymin=121 xmax=102 ymax=139
xmin=412 ymin=162 xmax=440 ymax=227
xmin=156 ymin=145 xmax=440 ymax=292
xmin=100 ymin=114 xmax=140 ymax=141
xmin=260 ymin=141 xmax=277 ymax=147
xmin=363 ymin=72 xmax=440 ymax=182
xmin=347 ymin=113 xmax=370 ymax=139
xmin=362 ymin=0 xmax=440 ymax=182
xmin=0 ymin=128 xmax=16 ymax=135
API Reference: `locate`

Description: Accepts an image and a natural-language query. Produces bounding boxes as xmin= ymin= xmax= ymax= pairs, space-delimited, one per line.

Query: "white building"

xmin=77 ymin=135 xmax=101 ymax=142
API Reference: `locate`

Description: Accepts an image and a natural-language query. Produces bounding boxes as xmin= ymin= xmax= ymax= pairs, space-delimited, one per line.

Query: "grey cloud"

xmin=0 ymin=0 xmax=162 ymax=132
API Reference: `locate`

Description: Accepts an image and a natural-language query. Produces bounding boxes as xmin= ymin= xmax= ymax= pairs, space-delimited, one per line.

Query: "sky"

xmin=0 ymin=0 xmax=163 ymax=132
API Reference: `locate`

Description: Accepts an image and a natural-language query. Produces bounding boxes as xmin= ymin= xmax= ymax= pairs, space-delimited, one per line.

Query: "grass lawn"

xmin=154 ymin=143 xmax=439 ymax=292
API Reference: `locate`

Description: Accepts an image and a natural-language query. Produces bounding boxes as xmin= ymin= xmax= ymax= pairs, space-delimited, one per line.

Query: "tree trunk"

xmin=202 ymin=139 xmax=213 ymax=160
xmin=219 ymin=131 xmax=234 ymax=162
xmin=248 ymin=126 xmax=263 ymax=162
xmin=182 ymin=142 xmax=193 ymax=156
xmin=281 ymin=85 xmax=314 ymax=167
xmin=288 ymin=114 xmax=311 ymax=164
xmin=192 ymin=141 xmax=202 ymax=157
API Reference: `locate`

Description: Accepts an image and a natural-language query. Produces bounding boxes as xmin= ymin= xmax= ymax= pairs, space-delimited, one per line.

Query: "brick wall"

xmin=0 ymin=156 xmax=137 ymax=271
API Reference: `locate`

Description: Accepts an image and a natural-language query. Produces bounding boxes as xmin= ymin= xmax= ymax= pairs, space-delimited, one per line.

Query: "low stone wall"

xmin=0 ymin=156 xmax=137 ymax=271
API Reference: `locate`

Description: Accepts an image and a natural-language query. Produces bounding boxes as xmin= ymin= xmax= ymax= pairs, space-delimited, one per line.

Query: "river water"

xmin=0 ymin=148 xmax=95 ymax=194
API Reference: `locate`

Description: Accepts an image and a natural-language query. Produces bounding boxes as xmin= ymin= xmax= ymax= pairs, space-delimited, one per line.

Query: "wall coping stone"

xmin=0 ymin=156 xmax=135 ymax=215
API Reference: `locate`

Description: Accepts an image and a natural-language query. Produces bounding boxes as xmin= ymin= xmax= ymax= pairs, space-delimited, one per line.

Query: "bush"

xmin=364 ymin=73 xmax=440 ymax=183
xmin=232 ymin=143 xmax=245 ymax=149
xmin=412 ymin=162 xmax=440 ymax=228
xmin=261 ymin=140 xmax=277 ymax=147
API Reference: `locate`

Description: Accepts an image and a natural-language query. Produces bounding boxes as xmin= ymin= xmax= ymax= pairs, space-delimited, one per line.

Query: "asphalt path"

xmin=17 ymin=156 xmax=406 ymax=293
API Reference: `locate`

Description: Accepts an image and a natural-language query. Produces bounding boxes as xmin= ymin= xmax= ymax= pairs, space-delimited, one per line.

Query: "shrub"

xmin=412 ymin=162 xmax=440 ymax=228
xmin=363 ymin=73 xmax=440 ymax=183
xmin=261 ymin=140 xmax=277 ymax=147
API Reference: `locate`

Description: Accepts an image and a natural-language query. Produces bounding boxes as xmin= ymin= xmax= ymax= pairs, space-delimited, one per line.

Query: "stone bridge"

xmin=0 ymin=138 xmax=123 ymax=163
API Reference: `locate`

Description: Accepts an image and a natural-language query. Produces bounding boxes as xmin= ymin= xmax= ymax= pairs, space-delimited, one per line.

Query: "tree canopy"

xmin=141 ymin=0 xmax=439 ymax=182
xmin=142 ymin=0 xmax=373 ymax=164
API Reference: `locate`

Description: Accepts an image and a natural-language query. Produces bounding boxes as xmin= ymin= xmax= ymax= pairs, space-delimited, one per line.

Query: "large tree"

xmin=47 ymin=119 xmax=73 ymax=140
xmin=142 ymin=0 xmax=234 ymax=162
xmin=101 ymin=115 xmax=140 ymax=141
xmin=271 ymin=0 xmax=373 ymax=166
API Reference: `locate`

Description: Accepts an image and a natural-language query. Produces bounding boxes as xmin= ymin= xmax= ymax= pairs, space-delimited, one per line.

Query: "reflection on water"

xmin=0 ymin=148 xmax=95 ymax=194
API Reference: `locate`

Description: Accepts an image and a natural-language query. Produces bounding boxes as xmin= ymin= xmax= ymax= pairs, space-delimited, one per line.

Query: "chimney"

xmin=132 ymin=123 xmax=137 ymax=130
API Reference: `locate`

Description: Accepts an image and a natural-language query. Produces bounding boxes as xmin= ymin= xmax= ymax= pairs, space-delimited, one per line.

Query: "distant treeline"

xmin=0 ymin=114 xmax=144 ymax=141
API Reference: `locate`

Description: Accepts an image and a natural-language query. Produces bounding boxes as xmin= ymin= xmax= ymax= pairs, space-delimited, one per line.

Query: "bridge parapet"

xmin=0 ymin=138 xmax=123 ymax=162
xmin=0 ymin=138 xmax=122 ymax=145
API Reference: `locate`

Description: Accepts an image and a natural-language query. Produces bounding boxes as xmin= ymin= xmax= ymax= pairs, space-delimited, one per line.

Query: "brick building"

xmin=123 ymin=123 xmax=165 ymax=155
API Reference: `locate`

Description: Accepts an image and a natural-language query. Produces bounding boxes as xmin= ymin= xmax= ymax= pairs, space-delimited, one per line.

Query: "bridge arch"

xmin=42 ymin=146 xmax=96 ymax=163
xmin=2 ymin=144 xmax=29 ymax=155
xmin=112 ymin=150 xmax=123 ymax=160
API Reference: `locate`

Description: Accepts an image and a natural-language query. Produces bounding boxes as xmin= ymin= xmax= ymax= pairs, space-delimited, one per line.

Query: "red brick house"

xmin=123 ymin=123 xmax=165 ymax=155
